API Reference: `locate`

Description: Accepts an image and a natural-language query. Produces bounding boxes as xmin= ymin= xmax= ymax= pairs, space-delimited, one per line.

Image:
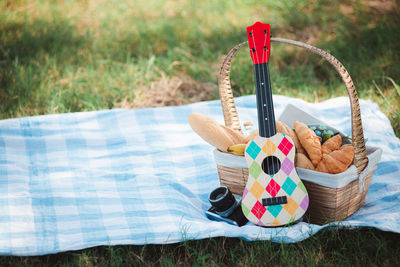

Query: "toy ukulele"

xmin=241 ymin=22 xmax=309 ymax=226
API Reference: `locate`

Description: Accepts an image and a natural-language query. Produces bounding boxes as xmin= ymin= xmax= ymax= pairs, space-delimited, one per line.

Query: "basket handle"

xmin=218 ymin=38 xmax=368 ymax=174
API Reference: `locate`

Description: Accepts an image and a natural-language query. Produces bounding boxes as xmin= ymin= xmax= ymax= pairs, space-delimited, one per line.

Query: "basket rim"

xmin=218 ymin=37 xmax=369 ymax=174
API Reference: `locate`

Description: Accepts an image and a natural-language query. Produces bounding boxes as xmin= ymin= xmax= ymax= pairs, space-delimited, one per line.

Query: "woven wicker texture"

xmin=217 ymin=38 xmax=372 ymax=224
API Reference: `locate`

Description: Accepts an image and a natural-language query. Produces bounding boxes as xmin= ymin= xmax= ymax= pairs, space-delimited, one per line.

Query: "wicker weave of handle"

xmin=218 ymin=38 xmax=369 ymax=174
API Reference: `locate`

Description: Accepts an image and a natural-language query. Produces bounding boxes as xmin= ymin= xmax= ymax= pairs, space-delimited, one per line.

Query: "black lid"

xmin=208 ymin=186 xmax=236 ymax=212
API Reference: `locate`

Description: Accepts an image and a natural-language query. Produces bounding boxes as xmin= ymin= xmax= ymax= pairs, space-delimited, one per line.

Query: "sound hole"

xmin=262 ymin=156 xmax=281 ymax=175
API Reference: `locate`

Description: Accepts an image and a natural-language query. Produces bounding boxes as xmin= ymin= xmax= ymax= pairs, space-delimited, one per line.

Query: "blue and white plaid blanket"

xmin=1 ymin=95 xmax=399 ymax=256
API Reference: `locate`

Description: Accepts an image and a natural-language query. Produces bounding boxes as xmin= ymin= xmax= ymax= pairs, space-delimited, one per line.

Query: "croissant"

xmin=295 ymin=153 xmax=315 ymax=170
xmin=294 ymin=121 xmax=322 ymax=166
xmin=276 ymin=121 xmax=306 ymax=154
xmin=316 ymin=144 xmax=355 ymax=174
xmin=321 ymin=134 xmax=342 ymax=154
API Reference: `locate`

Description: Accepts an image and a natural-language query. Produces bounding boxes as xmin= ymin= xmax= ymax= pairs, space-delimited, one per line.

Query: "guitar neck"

xmin=254 ymin=62 xmax=276 ymax=138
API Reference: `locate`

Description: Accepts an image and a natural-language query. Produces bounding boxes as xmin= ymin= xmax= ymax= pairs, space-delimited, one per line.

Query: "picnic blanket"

xmin=0 ymin=95 xmax=399 ymax=256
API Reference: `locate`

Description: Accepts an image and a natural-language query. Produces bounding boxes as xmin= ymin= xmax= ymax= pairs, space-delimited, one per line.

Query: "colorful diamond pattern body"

xmin=249 ymin=181 xmax=264 ymax=199
xmin=297 ymin=181 xmax=307 ymax=194
xmin=281 ymin=158 xmax=294 ymax=176
xmin=262 ymin=139 xmax=276 ymax=155
xmin=278 ymin=137 xmax=293 ymax=156
xmin=272 ymin=218 xmax=281 ymax=226
xmin=266 ymin=179 xmax=280 ymax=198
xmin=283 ymin=197 xmax=299 ymax=216
xmin=241 ymin=203 xmax=250 ymax=216
xmin=300 ymin=195 xmax=309 ymax=211
xmin=242 ymin=188 xmax=249 ymax=199
xmin=251 ymin=201 xmax=266 ymax=219
xmin=281 ymin=177 xmax=297 ymax=195
xmin=246 ymin=141 xmax=261 ymax=160
xmin=242 ymin=134 xmax=309 ymax=227
xmin=267 ymin=204 xmax=283 ymax=218
xmin=249 ymin=161 xmax=262 ymax=179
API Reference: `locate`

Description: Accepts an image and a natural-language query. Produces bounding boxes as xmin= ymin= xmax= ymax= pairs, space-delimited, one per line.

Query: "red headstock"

xmin=247 ymin=22 xmax=271 ymax=64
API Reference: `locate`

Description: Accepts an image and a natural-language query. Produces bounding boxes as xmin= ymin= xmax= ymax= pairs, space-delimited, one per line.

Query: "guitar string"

xmin=251 ymin=31 xmax=266 ymax=139
xmin=261 ymin=30 xmax=298 ymax=210
xmin=260 ymin=27 xmax=275 ymax=176
xmin=264 ymin=28 xmax=275 ymax=136
xmin=260 ymin=30 xmax=274 ymax=176
xmin=251 ymin=31 xmax=262 ymax=137
xmin=267 ymin=31 xmax=277 ymax=172
xmin=251 ymin=28 xmax=271 ymax=181
xmin=266 ymin=58 xmax=276 ymax=134
xmin=250 ymin=29 xmax=265 ymax=211
xmin=260 ymin=63 xmax=273 ymax=178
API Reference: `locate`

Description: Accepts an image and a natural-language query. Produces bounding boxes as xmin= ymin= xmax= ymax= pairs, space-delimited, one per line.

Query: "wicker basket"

xmin=216 ymin=38 xmax=381 ymax=225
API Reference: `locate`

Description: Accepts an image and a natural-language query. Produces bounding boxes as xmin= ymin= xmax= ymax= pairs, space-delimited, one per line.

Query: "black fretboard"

xmin=254 ymin=62 xmax=276 ymax=138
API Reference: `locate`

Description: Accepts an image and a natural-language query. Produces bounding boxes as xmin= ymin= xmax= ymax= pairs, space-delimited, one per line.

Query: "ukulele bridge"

xmin=262 ymin=196 xmax=288 ymax=206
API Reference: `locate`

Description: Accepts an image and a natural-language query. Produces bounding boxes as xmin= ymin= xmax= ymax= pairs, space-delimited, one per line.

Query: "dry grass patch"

xmin=118 ymin=74 xmax=217 ymax=109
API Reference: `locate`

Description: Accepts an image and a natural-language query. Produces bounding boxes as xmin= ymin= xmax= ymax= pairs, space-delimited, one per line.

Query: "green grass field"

xmin=1 ymin=228 xmax=400 ymax=266
xmin=1 ymin=0 xmax=400 ymax=265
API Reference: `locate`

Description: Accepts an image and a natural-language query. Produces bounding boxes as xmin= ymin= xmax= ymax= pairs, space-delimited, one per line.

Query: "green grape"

xmin=322 ymin=132 xmax=333 ymax=143
xmin=308 ymin=124 xmax=337 ymax=144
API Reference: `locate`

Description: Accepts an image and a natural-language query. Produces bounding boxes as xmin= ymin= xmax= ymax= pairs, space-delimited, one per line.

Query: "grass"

xmin=1 ymin=227 xmax=400 ymax=266
xmin=1 ymin=0 xmax=400 ymax=265
xmin=1 ymin=0 xmax=399 ymax=134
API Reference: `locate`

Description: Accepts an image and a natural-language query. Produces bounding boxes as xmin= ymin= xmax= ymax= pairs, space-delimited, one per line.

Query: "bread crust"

xmin=294 ymin=120 xmax=322 ymax=167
